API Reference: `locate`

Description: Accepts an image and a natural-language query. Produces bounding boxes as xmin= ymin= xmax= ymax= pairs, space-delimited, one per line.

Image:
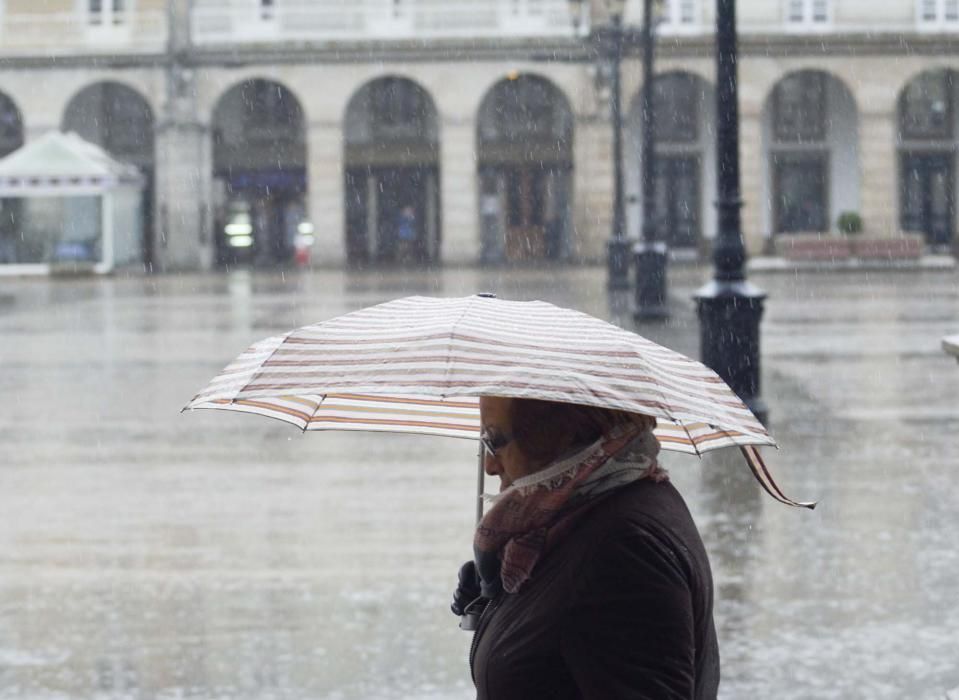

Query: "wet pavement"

xmin=1 ymin=264 xmax=958 ymax=699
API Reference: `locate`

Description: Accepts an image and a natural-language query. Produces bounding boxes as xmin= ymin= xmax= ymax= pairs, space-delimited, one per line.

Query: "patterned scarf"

xmin=473 ymin=422 xmax=667 ymax=596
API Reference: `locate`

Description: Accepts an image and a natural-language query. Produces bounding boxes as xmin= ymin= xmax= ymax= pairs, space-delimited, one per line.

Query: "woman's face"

xmin=479 ymin=396 xmax=536 ymax=491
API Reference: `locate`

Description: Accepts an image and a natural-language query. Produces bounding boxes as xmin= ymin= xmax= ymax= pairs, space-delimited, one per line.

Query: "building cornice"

xmin=0 ymin=32 xmax=955 ymax=70
xmin=185 ymin=32 xmax=959 ymax=66
xmin=0 ymin=53 xmax=166 ymax=70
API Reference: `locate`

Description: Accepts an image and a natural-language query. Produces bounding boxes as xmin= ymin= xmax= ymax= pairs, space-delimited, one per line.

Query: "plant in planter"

xmin=837 ymin=211 xmax=863 ymax=236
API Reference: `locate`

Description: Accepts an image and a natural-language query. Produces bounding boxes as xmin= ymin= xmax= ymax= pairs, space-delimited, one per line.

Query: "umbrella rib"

xmin=441 ymin=296 xmax=475 ymax=400
xmin=627 ymin=336 xmax=690 ymax=452
xmin=237 ymin=329 xmax=296 ymax=400
xmin=681 ymin=420 xmax=705 ymax=458
xmin=304 ymin=394 xmax=328 ymax=433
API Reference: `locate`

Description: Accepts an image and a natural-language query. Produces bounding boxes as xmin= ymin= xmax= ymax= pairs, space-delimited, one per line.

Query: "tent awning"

xmin=0 ymin=131 xmax=143 ymax=195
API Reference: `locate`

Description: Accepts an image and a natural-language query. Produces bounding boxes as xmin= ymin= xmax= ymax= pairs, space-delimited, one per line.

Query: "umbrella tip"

xmin=476 ymin=292 xmax=496 ymax=299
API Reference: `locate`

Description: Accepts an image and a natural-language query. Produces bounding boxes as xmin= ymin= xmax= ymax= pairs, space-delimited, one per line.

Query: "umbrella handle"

xmin=475 ymin=444 xmax=485 ymax=525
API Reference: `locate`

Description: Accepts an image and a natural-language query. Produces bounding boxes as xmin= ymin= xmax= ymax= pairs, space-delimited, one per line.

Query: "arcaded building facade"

xmin=0 ymin=0 xmax=956 ymax=270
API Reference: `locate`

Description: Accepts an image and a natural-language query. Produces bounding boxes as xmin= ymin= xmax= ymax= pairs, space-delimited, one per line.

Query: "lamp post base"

xmin=633 ymin=242 xmax=670 ymax=320
xmin=607 ymin=238 xmax=632 ymax=290
xmin=694 ymin=279 xmax=768 ymax=425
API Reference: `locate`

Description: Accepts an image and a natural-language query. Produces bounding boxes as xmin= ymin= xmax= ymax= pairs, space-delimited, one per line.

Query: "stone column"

xmin=572 ymin=117 xmax=614 ymax=262
xmin=739 ymin=112 xmax=765 ymax=254
xmin=151 ymin=0 xmax=215 ymax=271
xmin=307 ymin=120 xmax=346 ymax=266
xmin=859 ymin=112 xmax=899 ymax=237
xmin=154 ymin=120 xmax=213 ymax=271
xmin=439 ymin=119 xmax=479 ymax=264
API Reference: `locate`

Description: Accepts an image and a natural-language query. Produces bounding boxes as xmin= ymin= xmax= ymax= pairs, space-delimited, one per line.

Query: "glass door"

xmin=654 ymin=155 xmax=701 ymax=249
xmin=504 ymin=165 xmax=547 ymax=261
xmin=901 ymin=153 xmax=955 ymax=247
xmin=774 ymin=152 xmax=829 ymax=234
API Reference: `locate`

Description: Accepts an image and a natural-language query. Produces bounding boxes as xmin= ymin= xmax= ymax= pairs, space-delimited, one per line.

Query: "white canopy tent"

xmin=0 ymin=131 xmax=144 ymax=274
xmin=944 ymin=335 xmax=959 ymax=365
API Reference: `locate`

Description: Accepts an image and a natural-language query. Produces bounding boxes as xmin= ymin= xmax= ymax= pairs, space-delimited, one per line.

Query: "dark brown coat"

xmin=470 ymin=479 xmax=719 ymax=700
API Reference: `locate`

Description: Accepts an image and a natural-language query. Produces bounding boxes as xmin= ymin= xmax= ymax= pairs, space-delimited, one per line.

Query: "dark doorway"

xmin=215 ymin=169 xmax=306 ymax=267
xmin=476 ymin=74 xmax=573 ymax=263
xmin=901 ymin=152 xmax=955 ymax=247
xmin=505 ymin=165 xmax=547 ymax=260
xmin=478 ymin=163 xmax=569 ymax=262
xmin=343 ymin=77 xmax=441 ymax=267
xmin=774 ymin=152 xmax=829 ymax=233
xmin=654 ymin=155 xmax=700 ymax=248
xmin=212 ymin=79 xmax=307 ymax=268
xmin=344 ymin=165 xmax=438 ymax=266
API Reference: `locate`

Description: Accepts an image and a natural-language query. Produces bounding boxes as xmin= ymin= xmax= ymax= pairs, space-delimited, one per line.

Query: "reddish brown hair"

xmin=509 ymin=399 xmax=655 ymax=467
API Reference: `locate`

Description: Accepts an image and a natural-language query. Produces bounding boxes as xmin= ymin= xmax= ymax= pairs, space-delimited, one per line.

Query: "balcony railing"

xmin=0 ymin=10 xmax=167 ymax=55
xmin=190 ymin=0 xmax=577 ymax=44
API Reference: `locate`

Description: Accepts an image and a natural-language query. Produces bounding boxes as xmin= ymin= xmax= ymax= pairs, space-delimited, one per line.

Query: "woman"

xmin=452 ymin=396 xmax=720 ymax=699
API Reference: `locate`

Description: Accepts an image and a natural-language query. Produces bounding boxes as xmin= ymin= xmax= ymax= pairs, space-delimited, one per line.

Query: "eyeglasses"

xmin=480 ymin=431 xmax=512 ymax=458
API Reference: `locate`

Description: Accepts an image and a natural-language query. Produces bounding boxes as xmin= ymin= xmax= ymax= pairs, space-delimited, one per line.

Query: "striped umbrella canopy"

xmin=186 ymin=295 xmax=813 ymax=509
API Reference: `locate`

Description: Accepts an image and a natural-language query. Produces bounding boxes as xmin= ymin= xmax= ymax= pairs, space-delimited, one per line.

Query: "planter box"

xmin=774 ymin=232 xmax=928 ymax=263
xmin=775 ymin=233 xmax=852 ymax=261
xmin=850 ymin=234 xmax=924 ymax=260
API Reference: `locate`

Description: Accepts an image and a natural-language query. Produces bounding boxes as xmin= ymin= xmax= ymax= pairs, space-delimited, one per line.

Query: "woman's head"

xmin=479 ymin=396 xmax=655 ymax=490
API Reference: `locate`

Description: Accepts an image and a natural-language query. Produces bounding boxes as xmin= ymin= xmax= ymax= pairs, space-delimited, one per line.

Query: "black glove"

xmin=450 ymin=560 xmax=483 ymax=616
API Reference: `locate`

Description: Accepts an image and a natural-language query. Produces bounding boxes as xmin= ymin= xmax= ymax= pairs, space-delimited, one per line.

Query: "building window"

xmin=87 ymin=0 xmax=127 ymax=26
xmin=773 ymin=72 xmax=827 ymax=143
xmin=918 ymin=0 xmax=959 ymax=27
xmin=786 ymin=0 xmax=830 ymax=26
xmin=900 ymin=71 xmax=954 ymax=140
xmin=661 ymin=0 xmax=700 ymax=29
xmin=484 ymin=75 xmax=569 ymax=145
xmin=240 ymin=80 xmax=302 ymax=138
xmin=369 ymin=78 xmax=431 ymax=136
xmin=259 ymin=0 xmax=276 ymax=21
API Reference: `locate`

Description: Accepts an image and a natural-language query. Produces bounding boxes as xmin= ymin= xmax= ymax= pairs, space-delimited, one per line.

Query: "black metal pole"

xmin=694 ymin=0 xmax=768 ymax=422
xmin=640 ymin=2 xmax=655 ymax=243
xmin=634 ymin=0 xmax=669 ymax=319
xmin=606 ymin=13 xmax=631 ymax=290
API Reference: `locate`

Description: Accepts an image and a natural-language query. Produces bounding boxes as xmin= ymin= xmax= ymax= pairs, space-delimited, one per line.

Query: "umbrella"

xmin=185 ymin=294 xmax=814 ymax=510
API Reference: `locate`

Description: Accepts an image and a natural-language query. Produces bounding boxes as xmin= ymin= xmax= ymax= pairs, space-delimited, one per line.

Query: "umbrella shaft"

xmin=476 ymin=446 xmax=485 ymax=525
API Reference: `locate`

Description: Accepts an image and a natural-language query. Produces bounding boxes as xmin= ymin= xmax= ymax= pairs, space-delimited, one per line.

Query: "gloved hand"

xmin=450 ymin=560 xmax=483 ymax=616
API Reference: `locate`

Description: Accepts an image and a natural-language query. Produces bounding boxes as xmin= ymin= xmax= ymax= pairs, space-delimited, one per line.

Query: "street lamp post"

xmin=694 ymin=0 xmax=768 ymax=422
xmin=569 ymin=0 xmax=635 ymax=290
xmin=633 ymin=0 xmax=669 ymax=320
xmin=607 ymin=10 xmax=631 ymax=289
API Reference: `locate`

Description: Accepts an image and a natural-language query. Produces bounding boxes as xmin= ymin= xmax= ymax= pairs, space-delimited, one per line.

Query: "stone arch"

xmin=896 ymin=68 xmax=958 ymax=248
xmin=0 ymin=89 xmax=24 ymax=158
xmin=0 ymin=90 xmax=24 ymax=264
xmin=210 ymin=78 xmax=308 ymax=267
xmin=760 ymin=69 xmax=860 ymax=238
xmin=475 ymin=73 xmax=574 ymax=262
xmin=62 ymin=81 xmax=155 ymax=161
xmin=61 ymin=81 xmax=156 ymax=265
xmin=342 ymin=76 xmax=441 ymax=266
xmin=626 ymin=70 xmax=717 ymax=252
